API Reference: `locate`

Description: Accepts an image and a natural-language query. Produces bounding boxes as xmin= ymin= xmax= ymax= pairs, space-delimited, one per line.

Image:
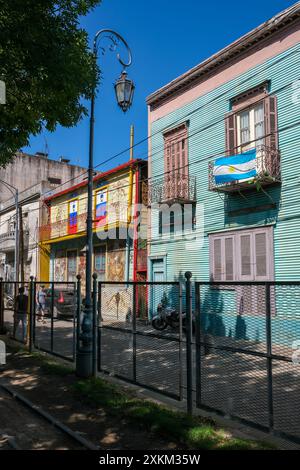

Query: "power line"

xmin=19 ymin=45 xmax=300 ymax=200
xmin=35 ymin=76 xmax=300 ymax=212
xmin=1 ymin=118 xmax=300 ymax=230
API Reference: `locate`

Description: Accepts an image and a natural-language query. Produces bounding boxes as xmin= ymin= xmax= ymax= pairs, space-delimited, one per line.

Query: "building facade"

xmin=0 ymin=152 xmax=86 ymax=283
xmin=147 ymin=5 xmax=300 ymax=341
xmin=39 ymin=159 xmax=148 ymax=291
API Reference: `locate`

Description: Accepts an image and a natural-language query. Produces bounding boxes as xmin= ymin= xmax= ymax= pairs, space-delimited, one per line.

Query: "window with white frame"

xmin=210 ymin=227 xmax=274 ymax=282
xmin=237 ymin=102 xmax=265 ymax=152
xmin=225 ymin=82 xmax=278 ymax=157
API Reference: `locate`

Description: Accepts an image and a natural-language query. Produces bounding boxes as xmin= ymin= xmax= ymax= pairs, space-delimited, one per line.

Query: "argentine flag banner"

xmin=213 ymin=148 xmax=257 ymax=184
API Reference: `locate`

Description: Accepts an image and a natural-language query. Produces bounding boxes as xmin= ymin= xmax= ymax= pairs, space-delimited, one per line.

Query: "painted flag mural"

xmin=95 ymin=190 xmax=107 ymax=226
xmin=213 ymin=148 xmax=257 ymax=185
xmin=68 ymin=200 xmax=78 ymax=234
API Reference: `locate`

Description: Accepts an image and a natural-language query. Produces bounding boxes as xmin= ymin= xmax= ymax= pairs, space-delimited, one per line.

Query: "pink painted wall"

xmin=149 ymin=20 xmax=300 ymax=124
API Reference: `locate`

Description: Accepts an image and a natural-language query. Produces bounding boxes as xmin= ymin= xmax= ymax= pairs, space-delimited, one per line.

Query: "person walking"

xmin=14 ymin=287 xmax=28 ymax=343
xmin=36 ymin=285 xmax=47 ymax=324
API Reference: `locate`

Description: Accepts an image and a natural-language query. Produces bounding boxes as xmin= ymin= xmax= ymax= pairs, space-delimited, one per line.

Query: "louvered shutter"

xmin=164 ymin=140 xmax=171 ymax=178
xmin=225 ymin=237 xmax=234 ymax=280
xmin=225 ymin=112 xmax=237 ymax=155
xmin=238 ymin=233 xmax=254 ymax=314
xmin=264 ymin=96 xmax=278 ymax=149
xmin=240 ymin=234 xmax=252 ymax=279
xmin=213 ymin=238 xmax=222 ymax=281
xmin=255 ymin=232 xmax=267 ymax=278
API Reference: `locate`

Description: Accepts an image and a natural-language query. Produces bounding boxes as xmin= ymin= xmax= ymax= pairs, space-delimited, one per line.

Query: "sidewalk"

xmin=0 ymin=341 xmax=277 ymax=450
xmin=0 ymin=346 xmax=178 ymax=450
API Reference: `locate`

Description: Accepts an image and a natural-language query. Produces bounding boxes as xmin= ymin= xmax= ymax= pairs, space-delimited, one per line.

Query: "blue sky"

xmin=24 ymin=0 xmax=295 ymax=172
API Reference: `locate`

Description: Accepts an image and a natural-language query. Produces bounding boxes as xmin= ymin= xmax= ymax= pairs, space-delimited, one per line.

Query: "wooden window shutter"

xmin=224 ymin=237 xmax=234 ymax=280
xmin=213 ymin=238 xmax=222 ymax=281
xmin=225 ymin=112 xmax=237 ymax=155
xmin=240 ymin=234 xmax=252 ymax=279
xmin=164 ymin=125 xmax=188 ymax=178
xmin=264 ymin=96 xmax=278 ymax=149
xmin=255 ymin=232 xmax=267 ymax=277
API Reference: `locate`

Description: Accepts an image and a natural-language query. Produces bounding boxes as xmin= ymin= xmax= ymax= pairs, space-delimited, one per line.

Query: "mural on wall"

xmin=54 ymin=250 xmax=66 ymax=282
xmin=78 ymin=253 xmax=86 ymax=291
xmin=68 ymin=200 xmax=78 ymax=234
xmin=51 ymin=203 xmax=68 ymax=238
xmin=107 ymin=248 xmax=125 ymax=281
xmin=101 ymin=244 xmax=132 ymax=321
xmin=102 ymin=287 xmax=132 ymax=323
xmin=95 ymin=189 xmax=107 ymax=227
xmin=108 ymin=177 xmax=129 ymax=225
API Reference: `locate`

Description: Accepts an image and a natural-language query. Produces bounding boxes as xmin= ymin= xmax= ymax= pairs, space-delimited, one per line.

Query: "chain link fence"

xmin=2 ymin=276 xmax=300 ymax=445
xmin=195 ymin=281 xmax=300 ymax=445
xmin=98 ymin=281 xmax=183 ymax=400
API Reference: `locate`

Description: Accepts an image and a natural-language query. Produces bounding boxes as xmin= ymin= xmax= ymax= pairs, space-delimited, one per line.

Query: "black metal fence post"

xmin=266 ymin=282 xmax=274 ymax=432
xmin=178 ymin=282 xmax=183 ymax=401
xmin=185 ymin=271 xmax=193 ymax=415
xmin=132 ymin=283 xmax=137 ymax=383
xmin=76 ymin=275 xmax=82 ymax=364
xmin=97 ymin=282 xmax=102 ymax=372
xmin=29 ymin=276 xmax=35 ymax=353
xmin=0 ymin=277 xmax=4 ymax=334
xmin=195 ymin=282 xmax=201 ymax=408
xmin=92 ymin=273 xmax=98 ymax=378
xmin=50 ymin=281 xmax=55 ymax=353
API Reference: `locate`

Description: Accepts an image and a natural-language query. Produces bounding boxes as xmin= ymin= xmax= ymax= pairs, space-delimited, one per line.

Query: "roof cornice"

xmin=147 ymin=3 xmax=300 ymax=109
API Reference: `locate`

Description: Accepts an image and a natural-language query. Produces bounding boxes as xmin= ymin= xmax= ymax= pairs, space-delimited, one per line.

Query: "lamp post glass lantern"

xmin=114 ymin=71 xmax=135 ymax=112
xmin=76 ymin=29 xmax=134 ymax=379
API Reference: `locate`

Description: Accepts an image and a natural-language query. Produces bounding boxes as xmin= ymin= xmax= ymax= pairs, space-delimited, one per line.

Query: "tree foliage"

xmin=0 ymin=0 xmax=101 ymax=166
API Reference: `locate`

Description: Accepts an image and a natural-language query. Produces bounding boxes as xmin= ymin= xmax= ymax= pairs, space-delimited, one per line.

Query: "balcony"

xmin=39 ymin=213 xmax=87 ymax=242
xmin=39 ymin=212 xmax=130 ymax=243
xmin=208 ymin=145 xmax=281 ymax=193
xmin=0 ymin=229 xmax=29 ymax=252
xmin=148 ymin=174 xmax=196 ymax=205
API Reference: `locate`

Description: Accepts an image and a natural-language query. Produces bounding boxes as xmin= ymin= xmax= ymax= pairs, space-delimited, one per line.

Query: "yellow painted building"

xmin=39 ymin=160 xmax=148 ymax=290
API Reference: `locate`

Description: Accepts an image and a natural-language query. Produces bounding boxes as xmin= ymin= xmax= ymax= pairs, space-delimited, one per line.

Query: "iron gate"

xmin=195 ymin=281 xmax=300 ymax=445
xmin=97 ymin=281 xmax=183 ymax=400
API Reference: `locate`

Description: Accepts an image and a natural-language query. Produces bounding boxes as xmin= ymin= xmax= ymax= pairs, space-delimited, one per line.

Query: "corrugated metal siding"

xmin=149 ymin=43 xmax=300 ymax=281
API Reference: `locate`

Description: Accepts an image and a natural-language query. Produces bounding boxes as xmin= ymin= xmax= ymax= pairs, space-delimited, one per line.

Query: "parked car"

xmin=44 ymin=288 xmax=76 ymax=319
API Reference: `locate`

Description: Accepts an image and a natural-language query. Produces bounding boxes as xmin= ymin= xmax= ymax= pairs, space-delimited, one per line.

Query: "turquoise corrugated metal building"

xmin=147 ymin=4 xmax=300 ymax=347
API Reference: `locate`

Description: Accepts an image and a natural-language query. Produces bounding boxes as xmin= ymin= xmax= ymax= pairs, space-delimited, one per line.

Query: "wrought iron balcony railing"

xmin=39 ymin=212 xmax=131 ymax=242
xmin=148 ymin=174 xmax=196 ymax=205
xmin=209 ymin=145 xmax=281 ymax=192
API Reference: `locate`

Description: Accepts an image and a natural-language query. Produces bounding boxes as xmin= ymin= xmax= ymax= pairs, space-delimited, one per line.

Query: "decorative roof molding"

xmin=147 ymin=3 xmax=300 ymax=109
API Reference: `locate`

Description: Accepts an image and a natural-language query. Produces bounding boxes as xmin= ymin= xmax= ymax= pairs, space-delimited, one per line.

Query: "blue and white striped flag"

xmin=213 ymin=148 xmax=257 ymax=184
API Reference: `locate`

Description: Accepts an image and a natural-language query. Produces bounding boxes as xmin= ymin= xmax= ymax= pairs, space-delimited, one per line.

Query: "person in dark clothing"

xmin=14 ymin=287 xmax=28 ymax=342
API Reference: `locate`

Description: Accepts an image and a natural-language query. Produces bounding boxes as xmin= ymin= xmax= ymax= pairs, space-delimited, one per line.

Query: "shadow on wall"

xmin=224 ymin=185 xmax=281 ymax=228
xmin=200 ymin=285 xmax=248 ymax=341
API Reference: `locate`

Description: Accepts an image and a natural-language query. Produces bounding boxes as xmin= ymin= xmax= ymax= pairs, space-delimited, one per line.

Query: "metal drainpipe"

xmin=126 ymin=125 xmax=134 ymax=283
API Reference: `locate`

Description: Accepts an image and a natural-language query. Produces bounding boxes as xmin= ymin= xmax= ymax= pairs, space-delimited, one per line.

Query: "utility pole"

xmin=19 ymin=206 xmax=24 ymax=284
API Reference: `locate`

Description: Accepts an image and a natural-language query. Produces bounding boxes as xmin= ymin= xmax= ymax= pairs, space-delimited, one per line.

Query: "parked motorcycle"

xmin=151 ymin=303 xmax=195 ymax=333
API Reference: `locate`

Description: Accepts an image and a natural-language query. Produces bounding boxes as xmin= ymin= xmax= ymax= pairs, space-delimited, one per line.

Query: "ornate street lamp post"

xmin=76 ymin=30 xmax=134 ymax=378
